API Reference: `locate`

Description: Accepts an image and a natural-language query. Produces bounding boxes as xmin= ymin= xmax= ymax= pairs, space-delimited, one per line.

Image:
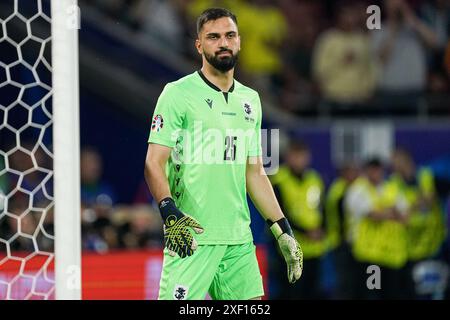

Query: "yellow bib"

xmin=271 ymin=166 xmax=327 ymax=258
xmin=351 ymin=177 xmax=408 ymax=269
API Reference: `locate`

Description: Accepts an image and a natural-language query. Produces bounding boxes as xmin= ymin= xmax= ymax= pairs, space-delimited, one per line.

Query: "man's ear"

xmin=195 ymin=38 xmax=202 ymax=55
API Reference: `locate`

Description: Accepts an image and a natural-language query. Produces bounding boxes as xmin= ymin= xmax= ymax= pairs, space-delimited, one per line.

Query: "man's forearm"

xmin=144 ymin=160 xmax=172 ymax=203
xmin=247 ymin=159 xmax=303 ymax=284
xmin=404 ymin=7 xmax=439 ymax=49
xmin=246 ymin=166 xmax=284 ymax=223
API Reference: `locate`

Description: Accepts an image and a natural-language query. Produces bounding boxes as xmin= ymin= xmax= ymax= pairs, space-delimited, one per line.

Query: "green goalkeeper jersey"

xmin=148 ymin=71 xmax=262 ymax=245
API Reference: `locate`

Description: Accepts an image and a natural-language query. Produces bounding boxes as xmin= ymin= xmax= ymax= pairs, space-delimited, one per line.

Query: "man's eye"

xmin=227 ymin=34 xmax=235 ymax=38
xmin=208 ymin=35 xmax=218 ymax=39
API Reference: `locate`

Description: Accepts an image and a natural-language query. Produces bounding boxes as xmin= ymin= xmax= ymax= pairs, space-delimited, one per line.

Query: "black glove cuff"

xmin=158 ymin=197 xmax=181 ymax=221
xmin=267 ymin=217 xmax=294 ymax=238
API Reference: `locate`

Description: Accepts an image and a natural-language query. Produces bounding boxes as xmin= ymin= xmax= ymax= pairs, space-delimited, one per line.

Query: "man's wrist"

xmin=266 ymin=217 xmax=294 ymax=239
xmin=159 ymin=197 xmax=174 ymax=208
xmin=158 ymin=197 xmax=180 ymax=221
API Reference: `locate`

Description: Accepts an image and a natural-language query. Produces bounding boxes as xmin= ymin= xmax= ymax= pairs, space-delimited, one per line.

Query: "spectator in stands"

xmin=4 ymin=199 xmax=36 ymax=252
xmin=446 ymin=40 xmax=450 ymax=75
xmin=372 ymin=0 xmax=439 ymax=110
xmin=39 ymin=207 xmax=54 ymax=252
xmin=388 ymin=148 xmax=447 ymax=298
xmin=187 ymin=0 xmax=288 ymax=85
xmin=80 ymin=146 xmax=116 ymax=208
xmin=116 ymin=205 xmax=163 ymax=249
xmin=0 ymin=189 xmax=4 ymax=213
xmin=79 ymin=147 xmax=118 ymax=252
xmin=270 ymin=140 xmax=327 ymax=299
xmin=420 ymin=0 xmax=450 ymax=92
xmin=133 ymin=0 xmax=190 ymax=55
xmin=313 ymin=0 xmax=377 ymax=113
xmin=420 ymin=0 xmax=450 ymax=52
xmin=325 ymin=162 xmax=360 ymax=299
xmin=237 ymin=0 xmax=288 ymax=80
xmin=0 ymin=165 xmax=6 ymax=214
xmin=81 ymin=201 xmax=119 ymax=253
xmin=426 ymin=152 xmax=450 ymax=299
xmin=8 ymin=142 xmax=53 ymax=209
xmin=345 ymin=158 xmax=411 ymax=299
xmin=0 ymin=155 xmax=6 ymax=195
xmin=275 ymin=0 xmax=325 ymax=112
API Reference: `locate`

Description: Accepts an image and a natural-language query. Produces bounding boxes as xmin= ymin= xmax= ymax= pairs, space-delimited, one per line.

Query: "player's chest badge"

xmin=243 ymin=102 xmax=255 ymax=123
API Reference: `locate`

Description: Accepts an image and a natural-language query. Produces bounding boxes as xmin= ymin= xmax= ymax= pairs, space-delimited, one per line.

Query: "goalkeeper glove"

xmin=159 ymin=197 xmax=204 ymax=258
xmin=267 ymin=217 xmax=303 ymax=283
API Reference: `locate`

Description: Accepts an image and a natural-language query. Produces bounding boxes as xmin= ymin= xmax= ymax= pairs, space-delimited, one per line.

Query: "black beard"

xmin=205 ymin=50 xmax=238 ymax=72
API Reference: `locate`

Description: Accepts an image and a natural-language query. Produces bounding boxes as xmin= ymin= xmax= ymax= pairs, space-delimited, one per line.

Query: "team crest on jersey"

xmin=173 ymin=284 xmax=189 ymax=300
xmin=243 ymin=102 xmax=252 ymax=115
xmin=243 ymin=102 xmax=255 ymax=123
xmin=151 ymin=114 xmax=164 ymax=132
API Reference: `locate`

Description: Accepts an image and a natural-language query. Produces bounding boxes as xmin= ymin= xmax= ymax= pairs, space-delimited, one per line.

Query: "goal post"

xmin=51 ymin=0 xmax=81 ymax=300
xmin=0 ymin=0 xmax=81 ymax=300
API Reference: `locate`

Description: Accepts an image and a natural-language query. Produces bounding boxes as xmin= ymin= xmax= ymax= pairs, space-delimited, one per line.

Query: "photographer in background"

xmin=372 ymin=0 xmax=439 ymax=111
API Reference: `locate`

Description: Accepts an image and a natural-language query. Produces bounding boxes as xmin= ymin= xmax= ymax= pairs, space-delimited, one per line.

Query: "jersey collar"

xmin=197 ymin=70 xmax=235 ymax=93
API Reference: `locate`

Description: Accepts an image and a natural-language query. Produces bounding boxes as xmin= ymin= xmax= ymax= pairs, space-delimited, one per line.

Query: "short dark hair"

xmin=393 ymin=146 xmax=412 ymax=159
xmin=196 ymin=8 xmax=238 ymax=35
xmin=364 ymin=157 xmax=384 ymax=169
xmin=288 ymin=139 xmax=310 ymax=153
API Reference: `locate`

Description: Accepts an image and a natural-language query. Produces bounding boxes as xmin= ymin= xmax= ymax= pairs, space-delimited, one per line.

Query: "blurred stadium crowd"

xmin=1 ymin=0 xmax=450 ymax=299
xmin=268 ymin=141 xmax=450 ymax=299
xmin=3 ymin=141 xmax=450 ymax=299
xmin=84 ymin=0 xmax=450 ymax=116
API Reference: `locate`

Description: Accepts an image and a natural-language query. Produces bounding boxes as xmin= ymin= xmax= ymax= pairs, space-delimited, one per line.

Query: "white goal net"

xmin=0 ymin=0 xmax=81 ymax=300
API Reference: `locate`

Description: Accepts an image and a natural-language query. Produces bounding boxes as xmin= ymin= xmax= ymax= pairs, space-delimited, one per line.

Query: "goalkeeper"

xmin=144 ymin=8 xmax=302 ymax=300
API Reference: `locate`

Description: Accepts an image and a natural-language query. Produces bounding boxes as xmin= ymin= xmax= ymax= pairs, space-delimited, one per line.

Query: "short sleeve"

xmin=148 ymin=84 xmax=186 ymax=148
xmin=247 ymin=94 xmax=262 ymax=157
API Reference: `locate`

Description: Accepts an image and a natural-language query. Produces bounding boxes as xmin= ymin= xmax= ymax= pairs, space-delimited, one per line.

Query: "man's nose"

xmin=219 ymin=36 xmax=229 ymax=48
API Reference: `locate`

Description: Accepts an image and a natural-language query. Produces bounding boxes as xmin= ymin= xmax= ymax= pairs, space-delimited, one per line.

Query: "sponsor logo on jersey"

xmin=151 ymin=114 xmax=164 ymax=132
xmin=173 ymin=285 xmax=189 ymax=300
xmin=222 ymin=112 xmax=236 ymax=116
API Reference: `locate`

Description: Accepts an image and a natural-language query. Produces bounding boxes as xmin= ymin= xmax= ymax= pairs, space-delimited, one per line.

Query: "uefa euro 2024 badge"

xmin=151 ymin=114 xmax=164 ymax=132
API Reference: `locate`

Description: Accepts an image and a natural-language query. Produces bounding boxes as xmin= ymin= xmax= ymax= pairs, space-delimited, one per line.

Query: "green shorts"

xmin=158 ymin=242 xmax=264 ymax=300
